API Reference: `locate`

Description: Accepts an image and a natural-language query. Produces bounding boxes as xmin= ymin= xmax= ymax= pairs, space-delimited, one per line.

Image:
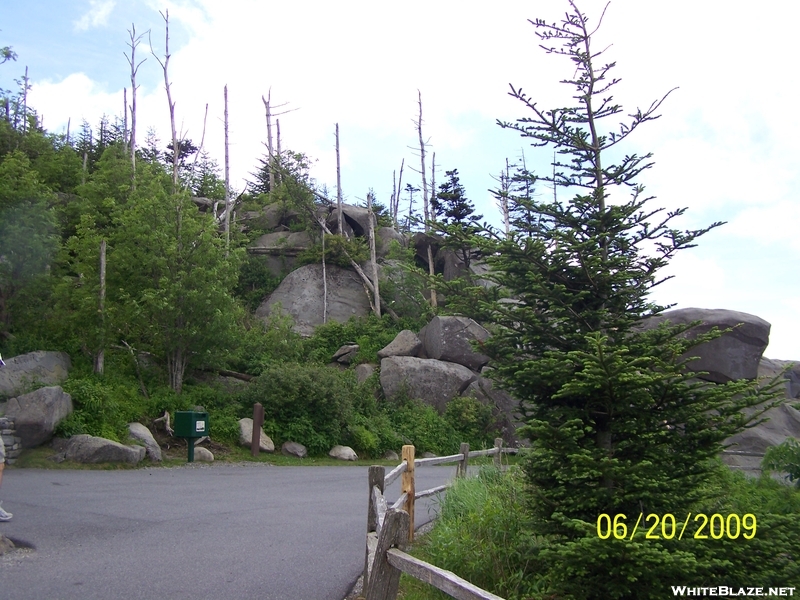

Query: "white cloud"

xmin=74 ymin=0 xmax=116 ymax=32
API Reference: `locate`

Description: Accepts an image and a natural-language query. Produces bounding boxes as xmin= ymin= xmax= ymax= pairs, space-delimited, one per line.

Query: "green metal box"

xmin=174 ymin=411 xmax=208 ymax=438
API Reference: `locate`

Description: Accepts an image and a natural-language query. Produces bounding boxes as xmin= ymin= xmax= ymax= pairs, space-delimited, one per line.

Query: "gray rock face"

xmin=4 ymin=386 xmax=73 ymax=448
xmin=380 ymin=356 xmax=477 ymax=413
xmin=422 ymin=316 xmax=491 ymax=371
xmin=281 ymin=441 xmax=307 ymax=458
xmin=758 ymin=357 xmax=800 ymax=399
xmin=329 ymin=445 xmax=358 ymax=461
xmin=256 ymin=264 xmax=371 ymax=336
xmin=376 ymin=227 xmax=407 ymax=257
xmin=332 ymin=344 xmax=359 ymax=364
xmin=0 ymin=351 xmax=71 ymax=399
xmin=250 ymin=231 xmax=313 ymax=253
xmin=64 ymin=434 xmax=145 ymax=464
xmin=378 ymin=330 xmax=422 ymax=359
xmin=461 ymin=377 xmax=524 ymax=446
xmin=722 ymin=403 xmax=800 ymax=475
xmin=641 ymin=308 xmax=770 ymax=383
xmin=128 ymin=422 xmax=162 ymax=461
xmin=327 ymin=204 xmax=376 ymax=237
xmin=193 ymin=447 xmax=214 ymax=462
xmin=354 ymin=363 xmax=376 ymax=384
xmin=238 ymin=418 xmax=275 ymax=453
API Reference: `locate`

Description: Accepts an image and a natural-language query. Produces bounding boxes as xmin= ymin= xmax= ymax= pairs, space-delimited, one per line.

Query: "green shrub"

xmin=234 ymin=254 xmax=283 ymax=312
xmin=303 ymin=314 xmax=418 ymax=365
xmin=762 ymin=437 xmax=800 ymax=486
xmin=388 ymin=395 xmax=460 ymax=456
xmin=444 ymin=395 xmax=499 ymax=450
xmin=57 ymin=375 xmax=145 ymax=442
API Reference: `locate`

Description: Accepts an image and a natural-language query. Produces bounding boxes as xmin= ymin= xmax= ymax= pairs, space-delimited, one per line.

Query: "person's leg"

xmin=0 ymin=446 xmax=10 ymax=521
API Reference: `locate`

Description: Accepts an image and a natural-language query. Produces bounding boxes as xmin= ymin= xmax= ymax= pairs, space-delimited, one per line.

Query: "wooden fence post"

xmin=365 ymin=465 xmax=386 ymax=589
xmin=251 ymin=403 xmax=264 ymax=457
xmin=401 ymin=445 xmax=415 ymax=542
xmin=457 ymin=442 xmax=470 ymax=478
xmin=493 ymin=437 xmax=503 ymax=469
xmin=364 ymin=509 xmax=410 ymax=600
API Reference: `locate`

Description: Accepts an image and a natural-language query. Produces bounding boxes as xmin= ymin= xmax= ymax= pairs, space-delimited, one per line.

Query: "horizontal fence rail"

xmin=363 ymin=439 xmax=512 ymax=600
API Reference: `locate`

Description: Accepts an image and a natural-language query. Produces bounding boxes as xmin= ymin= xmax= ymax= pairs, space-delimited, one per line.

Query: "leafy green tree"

xmin=0 ymin=151 xmax=58 ymax=341
xmin=111 ymin=163 xmax=242 ymax=393
xmin=468 ymin=2 xmax=781 ymax=595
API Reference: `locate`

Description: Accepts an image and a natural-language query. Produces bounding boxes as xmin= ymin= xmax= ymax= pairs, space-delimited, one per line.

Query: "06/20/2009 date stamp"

xmin=596 ymin=513 xmax=757 ymax=541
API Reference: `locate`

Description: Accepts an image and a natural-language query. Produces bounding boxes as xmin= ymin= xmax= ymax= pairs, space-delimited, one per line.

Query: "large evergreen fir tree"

xmin=469 ymin=1 xmax=783 ymax=595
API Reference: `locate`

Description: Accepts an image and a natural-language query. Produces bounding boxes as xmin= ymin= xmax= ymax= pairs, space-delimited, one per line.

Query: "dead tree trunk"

xmin=262 ymin=91 xmax=275 ymax=193
xmin=150 ymin=10 xmax=179 ymax=193
xmin=416 ymin=91 xmax=437 ymax=307
xmin=336 ymin=123 xmax=343 ymax=235
xmin=122 ymin=88 xmax=128 ymax=154
xmin=322 ymin=224 xmax=328 ymax=323
xmin=21 ymin=66 xmax=28 ymax=134
xmin=367 ymin=191 xmax=380 ymax=318
xmin=276 ymin=118 xmax=282 ymax=185
xmin=125 ymin=24 xmax=145 ymax=186
xmin=93 ymin=239 xmax=106 ymax=375
xmin=224 ymin=85 xmax=231 ymax=255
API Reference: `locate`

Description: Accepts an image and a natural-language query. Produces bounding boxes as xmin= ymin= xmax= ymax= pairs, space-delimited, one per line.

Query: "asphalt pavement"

xmin=0 ymin=462 xmax=455 ymax=600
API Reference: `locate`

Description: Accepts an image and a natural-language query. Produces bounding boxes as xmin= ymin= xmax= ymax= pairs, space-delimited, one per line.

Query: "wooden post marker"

xmin=493 ymin=437 xmax=504 ymax=469
xmin=401 ymin=445 xmax=415 ymax=542
xmin=251 ymin=403 xmax=264 ymax=457
xmin=457 ymin=442 xmax=470 ymax=478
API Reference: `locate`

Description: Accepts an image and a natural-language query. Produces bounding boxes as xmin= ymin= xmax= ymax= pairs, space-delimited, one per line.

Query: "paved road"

xmin=0 ymin=463 xmax=455 ymax=600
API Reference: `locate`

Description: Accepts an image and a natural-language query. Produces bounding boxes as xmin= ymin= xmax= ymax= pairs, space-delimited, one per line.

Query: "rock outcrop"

xmin=64 ymin=434 xmax=145 ymax=464
xmin=193 ymin=447 xmax=214 ymax=462
xmin=380 ymin=356 xmax=477 ymax=413
xmin=256 ymin=264 xmax=371 ymax=336
xmin=641 ymin=308 xmax=770 ymax=383
xmin=422 ymin=316 xmax=490 ymax=371
xmin=3 ymin=386 xmax=73 ymax=448
xmin=128 ymin=422 xmax=162 ymax=462
xmin=238 ymin=418 xmax=275 ymax=453
xmin=0 ymin=351 xmax=71 ymax=399
xmin=377 ymin=330 xmax=422 ymax=359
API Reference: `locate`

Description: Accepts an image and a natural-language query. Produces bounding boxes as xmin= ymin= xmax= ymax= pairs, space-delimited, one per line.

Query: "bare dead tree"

xmin=65 ymin=117 xmax=71 ymax=145
xmin=390 ymin=158 xmax=405 ymax=229
xmin=335 ymin=123 xmax=343 ymax=235
xmin=260 ymin=90 xmax=296 ymax=194
xmin=414 ymin=91 xmax=437 ymax=307
xmin=367 ymin=190 xmax=381 ymax=318
xmin=149 ymin=10 xmax=179 ymax=193
xmin=21 ymin=66 xmax=28 ymax=134
xmin=224 ymin=85 xmax=231 ymax=254
xmin=276 ymin=118 xmax=282 ymax=185
xmin=122 ymin=88 xmax=128 ymax=154
xmin=125 ymin=24 xmax=146 ymax=185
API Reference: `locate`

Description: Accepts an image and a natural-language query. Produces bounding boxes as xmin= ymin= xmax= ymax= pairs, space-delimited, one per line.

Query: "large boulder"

xmin=422 ymin=316 xmax=491 ymax=371
xmin=722 ymin=403 xmax=800 ymax=476
xmin=238 ymin=418 xmax=275 ymax=453
xmin=3 ymin=386 xmax=73 ymax=448
xmin=327 ymin=204 xmax=376 ymax=237
xmin=354 ymin=363 xmax=376 ymax=384
xmin=281 ymin=441 xmax=307 ymax=458
xmin=64 ymin=434 xmax=145 ymax=464
xmin=128 ymin=422 xmax=162 ymax=462
xmin=193 ymin=447 xmax=214 ymax=462
xmin=380 ymin=356 xmax=477 ymax=413
xmin=0 ymin=351 xmax=71 ymax=399
xmin=376 ymin=227 xmax=407 ymax=258
xmin=641 ymin=308 xmax=770 ymax=383
xmin=249 ymin=231 xmax=313 ymax=253
xmin=329 ymin=445 xmax=358 ymax=461
xmin=461 ymin=377 xmax=524 ymax=446
xmin=378 ymin=330 xmax=422 ymax=359
xmin=256 ymin=264 xmax=371 ymax=336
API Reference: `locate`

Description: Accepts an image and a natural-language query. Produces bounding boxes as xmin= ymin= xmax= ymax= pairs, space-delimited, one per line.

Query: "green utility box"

xmin=174 ymin=411 xmax=209 ymax=462
xmin=175 ymin=411 xmax=208 ymax=438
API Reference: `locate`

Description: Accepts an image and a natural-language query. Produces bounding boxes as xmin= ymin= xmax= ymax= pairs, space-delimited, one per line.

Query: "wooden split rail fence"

xmin=362 ymin=438 xmax=515 ymax=600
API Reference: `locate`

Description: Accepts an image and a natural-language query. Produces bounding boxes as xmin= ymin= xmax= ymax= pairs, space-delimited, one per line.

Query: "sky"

xmin=2 ymin=0 xmax=798 ymax=359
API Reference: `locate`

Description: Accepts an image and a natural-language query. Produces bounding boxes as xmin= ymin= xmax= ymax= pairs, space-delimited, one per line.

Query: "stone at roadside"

xmin=282 ymin=441 xmax=307 ymax=458
xmin=238 ymin=418 xmax=275 ymax=453
xmin=193 ymin=447 xmax=214 ymax=462
xmin=329 ymin=445 xmax=358 ymax=461
xmin=64 ymin=434 xmax=145 ymax=464
xmin=377 ymin=330 xmax=422 ymax=359
xmin=383 ymin=450 xmax=399 ymax=461
xmin=639 ymin=308 xmax=770 ymax=383
xmin=380 ymin=356 xmax=477 ymax=413
xmin=332 ymin=344 xmax=359 ymax=365
xmin=354 ymin=364 xmax=376 ymax=384
xmin=0 ymin=351 xmax=71 ymax=399
xmin=0 ymin=535 xmax=15 ymax=556
xmin=422 ymin=316 xmax=491 ymax=371
xmin=3 ymin=386 xmax=73 ymax=448
xmin=128 ymin=422 xmax=162 ymax=462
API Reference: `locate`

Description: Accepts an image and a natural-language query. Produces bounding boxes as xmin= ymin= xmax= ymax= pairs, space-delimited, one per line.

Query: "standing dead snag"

xmin=414 ymin=91 xmax=437 ymax=307
xmin=149 ymin=10 xmax=179 ymax=192
xmin=367 ymin=191 xmax=380 ymax=318
xmin=224 ymin=85 xmax=231 ymax=254
xmin=125 ymin=24 xmax=146 ymax=186
xmin=336 ymin=123 xmax=344 ymax=235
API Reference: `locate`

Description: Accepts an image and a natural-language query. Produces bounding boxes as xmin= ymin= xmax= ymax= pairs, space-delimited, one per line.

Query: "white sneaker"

xmin=0 ymin=502 xmax=12 ymax=522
